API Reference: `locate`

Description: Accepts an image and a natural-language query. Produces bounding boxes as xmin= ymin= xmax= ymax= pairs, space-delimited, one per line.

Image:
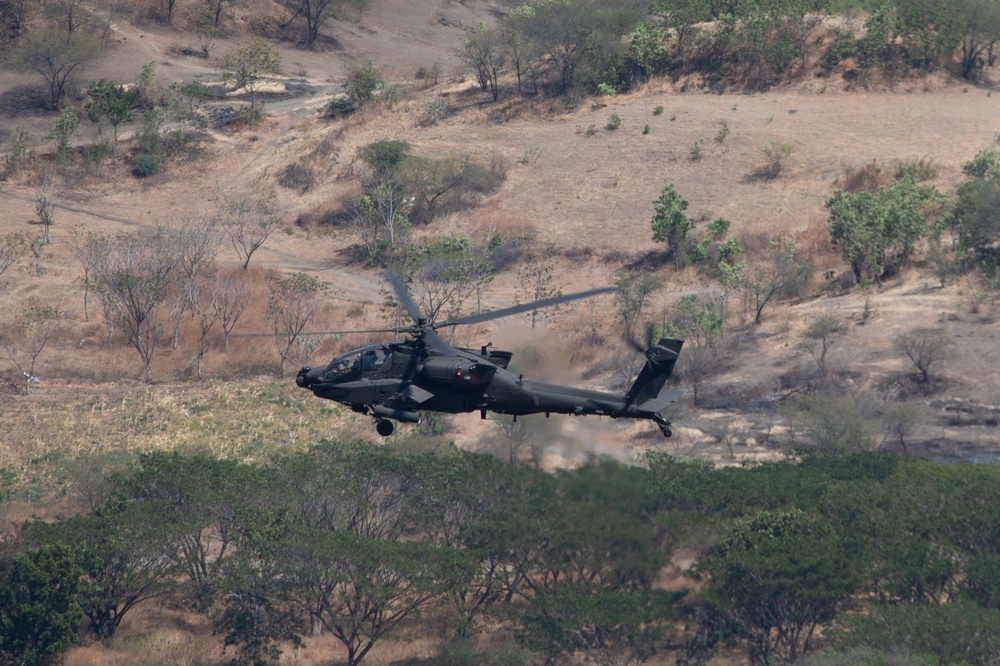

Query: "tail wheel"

xmin=653 ymin=414 xmax=672 ymax=438
xmin=375 ymin=419 xmax=395 ymax=437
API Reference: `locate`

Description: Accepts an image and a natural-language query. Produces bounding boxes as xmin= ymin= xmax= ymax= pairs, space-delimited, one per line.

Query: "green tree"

xmin=0 ymin=544 xmax=83 ymax=666
xmin=221 ymin=38 xmax=281 ymax=127
xmin=86 ymin=79 xmax=138 ymax=161
xmin=838 ymin=602 xmax=1000 ymax=665
xmin=281 ymin=527 xmax=461 ymax=666
xmin=126 ymin=452 xmax=262 ymax=585
xmin=358 ymin=139 xmax=411 ymax=178
xmin=520 ymin=588 xmax=679 ymax=665
xmin=22 ymin=502 xmax=184 ymax=640
xmin=950 ymin=177 xmax=1000 ymax=266
xmin=504 ymin=0 xmax=645 ymax=94
xmin=699 ymin=509 xmax=863 ymax=665
xmin=826 ymin=176 xmax=943 ymax=284
xmin=653 ymin=0 xmax=710 ymax=61
xmin=651 ymin=184 xmax=693 ymax=268
xmin=214 ymin=510 xmax=303 ymax=666
xmin=47 ymin=106 xmax=81 ymax=164
xmin=953 ymin=0 xmax=1000 ymax=79
xmin=893 ymin=0 xmax=959 ymax=71
xmin=14 ymin=29 xmax=101 ymax=109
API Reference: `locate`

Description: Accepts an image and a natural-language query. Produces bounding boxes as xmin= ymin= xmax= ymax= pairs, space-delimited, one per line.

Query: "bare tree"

xmin=215 ymin=192 xmax=283 ymax=270
xmin=894 ymin=328 xmax=953 ymax=383
xmin=34 ymin=180 xmax=57 ymax=244
xmin=267 ymin=272 xmax=327 ymax=376
xmin=0 ymin=232 xmax=27 ymax=282
xmin=212 ymin=269 xmax=254 ymax=352
xmin=348 ymin=176 xmax=412 ymax=266
xmin=67 ymin=229 xmax=114 ymax=322
xmin=518 ymin=247 xmax=562 ymax=329
xmin=280 ymin=0 xmax=346 ymax=46
xmin=462 ymin=21 xmax=506 ymax=101
xmin=0 ymin=301 xmax=61 ymax=394
xmin=93 ymin=229 xmax=182 ymax=382
xmin=169 ymin=219 xmax=221 ymax=349
xmin=676 ymin=336 xmax=727 ymax=406
xmin=800 ymin=312 xmax=846 ymax=377
xmin=186 ymin=277 xmax=221 ymax=380
xmin=880 ymin=402 xmax=919 ymax=455
xmin=14 ymin=29 xmax=102 ymax=109
xmin=45 ymin=0 xmax=90 ymax=32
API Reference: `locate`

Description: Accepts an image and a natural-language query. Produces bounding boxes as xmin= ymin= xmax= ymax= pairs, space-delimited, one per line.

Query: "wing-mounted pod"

xmin=421 ymin=358 xmax=497 ymax=387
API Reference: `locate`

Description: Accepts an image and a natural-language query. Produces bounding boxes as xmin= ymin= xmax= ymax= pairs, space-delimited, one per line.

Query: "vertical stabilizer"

xmin=626 ymin=337 xmax=684 ymax=405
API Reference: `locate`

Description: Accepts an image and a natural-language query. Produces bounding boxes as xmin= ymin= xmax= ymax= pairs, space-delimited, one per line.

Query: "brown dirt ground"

xmin=2 ymin=3 xmax=1000 ymax=459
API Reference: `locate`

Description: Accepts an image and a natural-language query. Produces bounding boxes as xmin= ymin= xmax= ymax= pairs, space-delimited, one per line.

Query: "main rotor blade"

xmin=386 ymin=270 xmax=426 ymax=323
xmin=443 ymin=286 xmax=619 ymax=328
xmin=229 ymin=328 xmax=401 ymax=338
xmin=422 ymin=329 xmax=459 ymax=354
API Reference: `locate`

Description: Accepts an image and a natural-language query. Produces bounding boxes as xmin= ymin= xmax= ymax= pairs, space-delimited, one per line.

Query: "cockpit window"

xmin=324 ymin=345 xmax=389 ymax=379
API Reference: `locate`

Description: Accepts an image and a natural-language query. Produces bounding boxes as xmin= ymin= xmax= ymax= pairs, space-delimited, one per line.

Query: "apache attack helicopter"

xmin=289 ymin=272 xmax=684 ymax=437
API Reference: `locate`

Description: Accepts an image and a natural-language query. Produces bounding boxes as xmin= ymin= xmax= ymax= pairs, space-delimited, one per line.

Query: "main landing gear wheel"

xmin=376 ymin=419 xmax=395 ymax=437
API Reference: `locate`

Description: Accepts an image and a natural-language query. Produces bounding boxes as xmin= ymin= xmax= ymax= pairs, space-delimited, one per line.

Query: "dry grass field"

xmin=2 ymin=1 xmax=1000 ymax=661
xmin=2 ymin=0 xmax=1000 ymax=462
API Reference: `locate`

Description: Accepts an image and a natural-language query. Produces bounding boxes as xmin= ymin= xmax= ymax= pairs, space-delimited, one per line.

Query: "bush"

xmin=893 ymin=157 xmax=936 ymax=181
xmin=605 ymin=113 xmax=621 ymax=130
xmin=277 ymin=162 xmax=316 ymax=193
xmin=132 ymin=153 xmax=161 ymax=178
xmin=323 ymin=95 xmax=356 ymax=119
xmin=345 ymin=60 xmax=383 ymax=108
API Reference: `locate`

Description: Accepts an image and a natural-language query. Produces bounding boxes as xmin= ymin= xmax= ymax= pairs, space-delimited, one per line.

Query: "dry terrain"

xmin=2 ymin=3 xmax=1000 ymax=475
xmin=2 ymin=2 xmax=1000 ymax=663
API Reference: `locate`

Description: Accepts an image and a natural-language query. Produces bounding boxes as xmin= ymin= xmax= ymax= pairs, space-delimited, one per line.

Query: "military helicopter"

xmin=290 ymin=272 xmax=684 ymax=437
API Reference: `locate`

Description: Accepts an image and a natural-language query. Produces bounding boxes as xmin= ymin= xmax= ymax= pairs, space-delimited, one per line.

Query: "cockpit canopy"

xmin=324 ymin=345 xmax=390 ymax=379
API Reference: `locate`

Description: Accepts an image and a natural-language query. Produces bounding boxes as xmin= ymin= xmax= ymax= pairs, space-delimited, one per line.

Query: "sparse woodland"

xmin=2 ymin=0 xmax=1000 ymax=663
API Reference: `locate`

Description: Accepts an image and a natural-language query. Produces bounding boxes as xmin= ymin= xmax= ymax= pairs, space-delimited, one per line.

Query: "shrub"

xmin=715 ymin=122 xmax=730 ymax=144
xmin=605 ymin=113 xmax=621 ymax=130
xmin=277 ymin=162 xmax=316 ymax=193
xmin=323 ymin=95 xmax=356 ymax=119
xmin=962 ymin=148 xmax=1000 ymax=180
xmin=345 ymin=60 xmax=383 ymax=108
xmin=653 ymin=105 xmax=664 ymax=115
xmin=842 ymin=160 xmax=885 ymax=193
xmin=132 ymin=153 xmax=161 ymax=178
xmin=421 ymin=98 xmax=448 ymax=126
xmin=893 ymin=157 xmax=936 ymax=181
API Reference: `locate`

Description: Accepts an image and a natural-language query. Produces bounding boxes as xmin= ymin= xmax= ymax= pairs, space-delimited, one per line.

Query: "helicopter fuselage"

xmin=296 ymin=336 xmax=681 ymax=436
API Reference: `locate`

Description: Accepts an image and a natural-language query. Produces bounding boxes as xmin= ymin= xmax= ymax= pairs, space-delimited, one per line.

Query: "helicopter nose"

xmin=296 ymin=366 xmax=313 ymax=388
